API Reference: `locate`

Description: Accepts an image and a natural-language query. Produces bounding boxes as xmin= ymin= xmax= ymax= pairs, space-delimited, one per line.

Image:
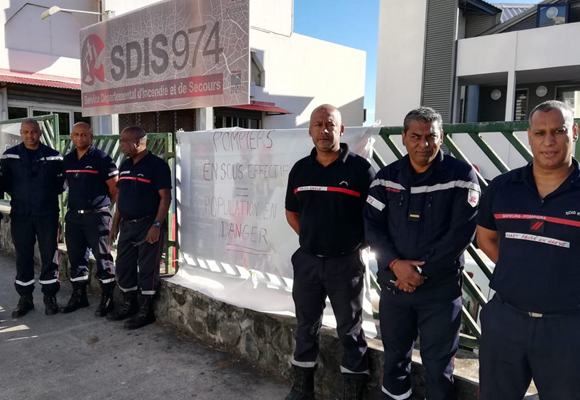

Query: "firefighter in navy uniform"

xmin=285 ymin=104 xmax=374 ymax=400
xmin=61 ymin=122 xmax=119 ymax=316
xmin=1 ymin=119 xmax=65 ymax=317
xmin=477 ymin=100 xmax=580 ymax=400
xmin=107 ymin=126 xmax=171 ymax=330
xmin=364 ymin=107 xmax=479 ymax=400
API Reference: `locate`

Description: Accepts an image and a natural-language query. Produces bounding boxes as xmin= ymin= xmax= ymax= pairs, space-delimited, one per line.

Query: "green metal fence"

xmin=375 ymin=118 xmax=580 ymax=349
xmin=0 ymin=114 xmax=59 ymax=151
xmin=58 ymin=133 xmax=178 ymax=275
xmin=0 ymin=114 xmax=59 ymax=206
xmin=0 ymin=115 xmax=177 ymax=276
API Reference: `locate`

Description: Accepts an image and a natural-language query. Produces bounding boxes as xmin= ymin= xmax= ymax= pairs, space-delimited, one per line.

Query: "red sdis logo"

xmin=81 ymin=34 xmax=105 ymax=86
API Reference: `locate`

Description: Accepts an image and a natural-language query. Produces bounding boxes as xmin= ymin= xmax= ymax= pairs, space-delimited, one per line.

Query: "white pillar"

xmin=505 ymin=70 xmax=516 ymax=122
xmin=0 ymin=87 xmax=7 ymax=120
xmin=195 ymin=107 xmax=214 ymax=131
xmin=111 ymin=114 xmax=119 ymax=134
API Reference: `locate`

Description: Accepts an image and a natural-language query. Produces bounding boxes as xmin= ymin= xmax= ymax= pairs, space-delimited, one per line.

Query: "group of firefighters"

xmin=285 ymin=101 xmax=579 ymax=400
xmin=1 ymin=121 xmax=171 ymax=331
xmin=1 ymin=98 xmax=578 ymax=400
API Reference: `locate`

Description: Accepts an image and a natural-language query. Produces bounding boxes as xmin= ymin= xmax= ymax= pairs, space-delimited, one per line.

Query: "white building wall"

xmin=250 ymin=0 xmax=293 ymax=37
xmin=1 ymin=0 xmax=96 ymax=77
xmin=1 ymin=0 xmax=365 ymax=129
xmin=457 ymin=23 xmax=580 ymax=78
xmin=102 ymin=0 xmax=160 ymax=17
xmin=251 ymin=32 xmax=365 ymax=128
xmin=375 ymin=0 xmax=427 ymax=126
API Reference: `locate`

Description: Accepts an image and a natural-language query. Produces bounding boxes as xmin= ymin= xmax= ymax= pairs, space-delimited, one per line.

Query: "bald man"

xmin=1 ymin=119 xmax=65 ymax=317
xmin=284 ymin=105 xmax=374 ymax=400
xmin=107 ymin=126 xmax=172 ymax=330
xmin=62 ymin=122 xmax=119 ymax=316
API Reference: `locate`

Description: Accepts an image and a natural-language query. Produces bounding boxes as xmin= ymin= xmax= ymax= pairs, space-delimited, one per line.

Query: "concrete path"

xmin=0 ymin=253 xmax=291 ymax=400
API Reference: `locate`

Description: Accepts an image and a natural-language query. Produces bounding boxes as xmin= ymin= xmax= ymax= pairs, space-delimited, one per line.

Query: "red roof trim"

xmin=231 ymin=100 xmax=292 ymax=115
xmin=0 ymin=69 xmax=81 ymax=90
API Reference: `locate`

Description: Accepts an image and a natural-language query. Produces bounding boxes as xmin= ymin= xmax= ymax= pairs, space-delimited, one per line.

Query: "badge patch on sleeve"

xmin=468 ymin=189 xmax=480 ymax=207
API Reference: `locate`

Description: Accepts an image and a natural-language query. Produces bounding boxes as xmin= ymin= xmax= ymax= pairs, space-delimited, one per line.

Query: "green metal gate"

xmin=375 ymin=118 xmax=580 ymax=348
xmin=0 ymin=114 xmax=177 ymax=276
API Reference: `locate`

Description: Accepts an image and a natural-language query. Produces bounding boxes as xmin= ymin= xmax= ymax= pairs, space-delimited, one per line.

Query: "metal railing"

xmin=373 ymin=118 xmax=580 ymax=348
xmin=0 ymin=114 xmax=59 ymax=206
xmin=0 ymin=114 xmax=59 ymax=151
xmin=58 ymin=132 xmax=178 ymax=275
xmin=0 ymin=115 xmax=177 ymax=275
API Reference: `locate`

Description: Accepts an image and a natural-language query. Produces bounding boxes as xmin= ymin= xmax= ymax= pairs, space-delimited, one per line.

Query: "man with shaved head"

xmin=107 ymin=126 xmax=172 ymax=330
xmin=285 ymin=104 xmax=374 ymax=400
xmin=477 ymin=100 xmax=580 ymax=399
xmin=1 ymin=119 xmax=65 ymax=317
xmin=61 ymin=122 xmax=119 ymax=316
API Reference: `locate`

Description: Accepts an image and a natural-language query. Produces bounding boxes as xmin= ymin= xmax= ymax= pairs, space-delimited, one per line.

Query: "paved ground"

xmin=0 ymin=252 xmax=291 ymax=400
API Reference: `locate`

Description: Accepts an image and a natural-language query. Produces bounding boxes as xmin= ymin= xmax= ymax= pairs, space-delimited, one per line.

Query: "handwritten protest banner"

xmin=170 ymin=126 xmax=379 ymax=334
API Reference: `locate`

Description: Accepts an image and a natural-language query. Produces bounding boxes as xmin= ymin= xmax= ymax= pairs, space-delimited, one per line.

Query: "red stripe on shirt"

xmin=294 ymin=186 xmax=360 ymax=198
xmin=494 ymin=213 xmax=580 ymax=228
xmin=66 ymin=169 xmax=99 ymax=174
xmin=119 ymin=176 xmax=151 ymax=184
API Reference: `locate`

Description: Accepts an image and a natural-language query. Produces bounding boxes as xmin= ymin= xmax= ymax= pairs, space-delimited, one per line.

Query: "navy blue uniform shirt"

xmin=64 ymin=145 xmax=119 ymax=210
xmin=0 ymin=142 xmax=64 ymax=216
xmin=117 ymin=151 xmax=171 ymax=221
xmin=364 ymin=151 xmax=479 ymax=294
xmin=478 ymin=159 xmax=580 ymax=313
xmin=285 ymin=143 xmax=375 ymax=257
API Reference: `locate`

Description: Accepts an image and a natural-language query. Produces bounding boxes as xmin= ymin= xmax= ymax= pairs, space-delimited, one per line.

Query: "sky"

xmin=293 ymin=0 xmax=542 ymax=125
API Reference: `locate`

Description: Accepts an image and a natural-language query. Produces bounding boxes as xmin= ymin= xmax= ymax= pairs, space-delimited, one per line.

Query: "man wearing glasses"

xmin=61 ymin=122 xmax=118 ymax=316
xmin=107 ymin=126 xmax=171 ymax=330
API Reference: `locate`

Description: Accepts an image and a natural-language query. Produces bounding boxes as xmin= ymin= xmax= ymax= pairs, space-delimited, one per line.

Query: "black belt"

xmin=74 ymin=206 xmax=109 ymax=214
xmin=497 ymin=294 xmax=580 ymax=319
xmin=301 ymin=247 xmax=360 ymax=258
xmin=124 ymin=215 xmax=153 ymax=223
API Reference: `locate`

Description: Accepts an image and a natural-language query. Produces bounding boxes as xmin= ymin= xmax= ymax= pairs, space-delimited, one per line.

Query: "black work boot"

xmin=106 ymin=292 xmax=138 ymax=321
xmin=43 ymin=295 xmax=59 ymax=316
xmin=124 ymin=296 xmax=156 ymax=330
xmin=60 ymin=286 xmax=89 ymax=313
xmin=342 ymin=377 xmax=366 ymax=400
xmin=11 ymin=294 xmax=34 ymax=318
xmin=285 ymin=366 xmax=316 ymax=400
xmin=95 ymin=283 xmax=115 ymax=317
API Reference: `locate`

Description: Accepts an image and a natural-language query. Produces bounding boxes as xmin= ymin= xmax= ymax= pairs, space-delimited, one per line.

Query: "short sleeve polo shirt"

xmin=117 ymin=151 xmax=172 ymax=220
xmin=478 ymin=160 xmax=580 ymax=313
xmin=285 ymin=143 xmax=375 ymax=257
xmin=64 ymin=145 xmax=119 ymax=210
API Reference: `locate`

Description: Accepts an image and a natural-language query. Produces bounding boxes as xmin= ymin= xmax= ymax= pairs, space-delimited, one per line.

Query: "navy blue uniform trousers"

xmin=479 ymin=294 xmax=580 ymax=400
xmin=291 ymin=249 xmax=369 ymax=377
xmin=116 ymin=217 xmax=166 ymax=298
xmin=11 ymin=214 xmax=60 ymax=296
xmin=65 ymin=209 xmax=115 ymax=289
xmin=379 ymin=288 xmax=462 ymax=400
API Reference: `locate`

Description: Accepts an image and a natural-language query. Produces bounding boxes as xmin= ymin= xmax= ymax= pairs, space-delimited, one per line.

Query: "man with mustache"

xmin=364 ymin=107 xmax=479 ymax=400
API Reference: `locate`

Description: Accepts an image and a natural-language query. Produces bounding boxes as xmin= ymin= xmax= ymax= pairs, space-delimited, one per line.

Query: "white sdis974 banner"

xmin=169 ymin=126 xmax=379 ymax=334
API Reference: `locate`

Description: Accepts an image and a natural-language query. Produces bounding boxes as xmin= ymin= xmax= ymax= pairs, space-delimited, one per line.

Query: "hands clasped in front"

xmin=392 ymin=260 xmax=426 ymax=293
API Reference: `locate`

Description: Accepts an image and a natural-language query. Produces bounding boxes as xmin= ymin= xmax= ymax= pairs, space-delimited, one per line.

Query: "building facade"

xmin=375 ymin=0 xmax=580 ymax=125
xmin=1 ymin=0 xmax=365 ymax=135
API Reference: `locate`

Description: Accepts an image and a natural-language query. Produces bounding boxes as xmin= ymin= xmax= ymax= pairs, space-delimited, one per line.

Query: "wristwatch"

xmin=153 ymin=221 xmax=161 ymax=227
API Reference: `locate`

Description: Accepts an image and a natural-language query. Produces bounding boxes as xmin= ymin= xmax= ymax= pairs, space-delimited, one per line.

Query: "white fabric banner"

xmin=169 ymin=126 xmax=379 ymax=334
